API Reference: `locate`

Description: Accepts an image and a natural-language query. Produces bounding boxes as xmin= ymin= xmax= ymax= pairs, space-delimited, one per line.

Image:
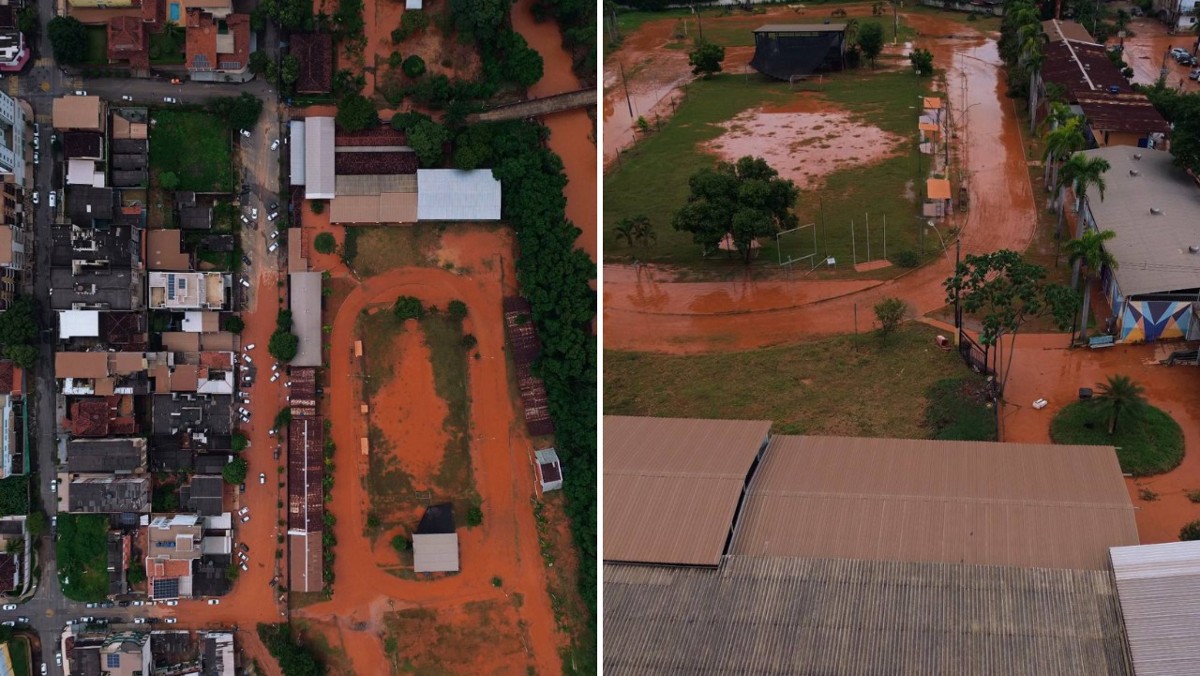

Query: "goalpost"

xmin=776 ymin=223 xmax=819 ymax=271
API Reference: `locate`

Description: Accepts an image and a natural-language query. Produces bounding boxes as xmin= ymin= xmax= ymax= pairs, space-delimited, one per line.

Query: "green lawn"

xmin=1050 ymin=402 xmax=1184 ymax=476
xmin=604 ymin=68 xmax=934 ymax=273
xmin=149 ymin=110 xmax=235 ymax=192
xmin=7 ymin=637 xmax=30 ymax=676
xmin=605 ymin=325 xmax=972 ymax=439
xmin=149 ymin=29 xmax=185 ymax=65
xmin=56 ymin=514 xmax=109 ymax=603
xmin=85 ymin=26 xmax=107 ymax=65
xmin=924 ymin=376 xmax=997 ymax=441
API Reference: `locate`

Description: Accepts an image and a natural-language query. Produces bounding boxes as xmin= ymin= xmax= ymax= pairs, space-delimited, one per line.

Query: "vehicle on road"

xmin=240 ymin=562 xmax=249 ymax=571
xmin=50 ymin=478 xmax=57 ymax=492
xmin=241 ymin=129 xmax=252 ymax=138
xmin=121 ymin=95 xmax=133 ymax=102
xmin=270 ymin=373 xmax=280 ymax=383
xmin=267 ymin=211 xmax=279 ymax=222
xmin=165 ymin=600 xmax=178 ymax=606
xmin=268 ymin=201 xmax=279 ymax=211
xmin=238 ymin=507 xmax=249 ymax=516
xmin=165 ymin=618 xmax=177 ymax=624
xmin=163 ymin=96 xmax=178 ymax=104
xmin=74 ymin=90 xmax=87 ymax=96
xmin=31 ymin=192 xmax=37 ymax=205
xmin=270 ymin=139 xmax=280 ymax=151
xmin=251 ymin=207 xmax=259 ymax=219
xmin=207 ymin=599 xmax=220 ymax=605
xmin=241 ymin=215 xmax=251 ymax=225
xmin=0 ymin=604 xmax=15 ymax=611
xmin=133 ymin=617 xmax=146 ymax=624
xmin=241 ymin=514 xmax=250 ymax=523
xmin=241 ymin=542 xmax=250 ymax=552
xmin=17 ymin=617 xmax=27 ymax=624
xmin=240 ymin=278 xmax=250 ymax=288
xmin=244 ymin=343 xmax=256 ymax=351
xmin=49 ymin=191 xmax=56 ymax=208
xmin=55 ymin=653 xmax=61 ymax=666
xmin=268 ymin=242 xmax=279 ymax=253
xmin=39 ymin=663 xmax=45 ymax=676
xmin=259 ymin=473 xmax=266 ymax=485
xmin=241 ymin=254 xmax=252 ymax=266
xmin=243 ymin=354 xmax=253 ymax=364
xmin=32 ymin=152 xmax=37 ymax=165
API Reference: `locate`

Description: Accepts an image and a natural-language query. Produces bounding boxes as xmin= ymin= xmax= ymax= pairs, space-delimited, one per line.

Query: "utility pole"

xmin=619 ymin=62 xmax=633 ymax=118
xmin=693 ymin=6 xmax=704 ymax=41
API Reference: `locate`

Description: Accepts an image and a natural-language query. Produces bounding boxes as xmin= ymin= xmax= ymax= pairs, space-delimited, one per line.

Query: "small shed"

xmin=924 ymin=178 xmax=952 ymax=218
xmin=413 ymin=503 xmax=459 ymax=573
xmin=535 ymin=448 xmax=563 ymax=492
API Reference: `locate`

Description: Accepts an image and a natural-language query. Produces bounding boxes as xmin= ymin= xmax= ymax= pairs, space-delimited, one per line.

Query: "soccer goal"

xmin=776 ymin=223 xmax=819 ymax=270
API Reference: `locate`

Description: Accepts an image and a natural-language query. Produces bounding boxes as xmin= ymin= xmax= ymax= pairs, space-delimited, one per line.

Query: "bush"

xmin=394 ymin=295 xmax=424 ymax=321
xmin=311 ymin=201 xmax=325 ymax=215
xmin=402 ymin=54 xmax=426 ymax=78
xmin=314 ymin=232 xmax=337 ymax=254
xmin=1182 ymin=520 xmax=1200 ymax=541
xmin=222 ymin=458 xmax=248 ymax=485
xmin=447 ymin=300 xmax=468 ymax=321
xmin=1187 ymin=489 xmax=1200 ymax=503
xmin=466 ymin=505 xmax=483 ymax=527
xmin=268 ymin=331 xmax=299 ymax=362
xmin=335 ymin=93 xmax=378 ymax=133
xmin=0 ymin=476 xmax=29 ymax=516
xmin=462 ymin=334 xmax=478 ymax=350
xmin=257 ymin=624 xmax=327 ymax=676
xmin=224 ymin=316 xmax=245 ymax=333
xmin=390 ymin=534 xmax=409 ymax=553
xmin=1050 ymin=401 xmax=1184 ymax=476
xmin=274 ymin=407 xmax=292 ymax=429
xmin=231 ymin=433 xmax=249 ymax=452
xmin=388 ymin=51 xmax=403 ymax=68
xmin=923 ymin=377 xmax=997 ymax=441
xmin=889 ymin=250 xmax=920 ymax=268
xmin=491 ymin=576 xmax=503 ymax=587
xmin=873 ymin=297 xmax=907 ymax=341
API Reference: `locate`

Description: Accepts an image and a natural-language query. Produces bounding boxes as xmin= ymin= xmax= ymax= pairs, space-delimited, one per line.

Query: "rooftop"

xmin=63 ymin=132 xmax=104 ymax=159
xmin=148 ymin=271 xmax=226 ymax=310
xmin=67 ymin=475 xmax=150 ymax=513
xmin=50 ymin=267 xmax=142 ymax=311
xmin=53 ymin=96 xmax=103 ymax=131
xmin=146 ymin=229 xmax=192 ymax=271
xmin=1041 ymin=40 xmax=1128 ymax=98
xmin=752 ymin=23 xmax=848 ymax=32
xmin=289 ymin=272 xmax=322 ymax=367
xmin=305 ymin=117 xmax=335 ymax=200
xmin=150 ymin=393 xmax=233 ymax=436
xmin=415 ymin=169 xmax=502 ymax=221
xmin=66 ymin=438 xmax=147 ymax=473
xmin=1110 ymin=540 xmax=1200 ymax=676
xmin=413 ymin=533 xmax=459 ymax=573
xmin=604 ymin=416 xmax=771 ymax=566
xmin=1080 ymin=146 xmax=1200 ymax=296
xmin=1041 ymin=18 xmax=1097 ymax=44
xmin=287 ymin=416 xmax=323 ymax=532
xmin=1076 ymin=92 xmax=1170 ymax=135
xmin=290 ymin=32 xmax=332 ymax=93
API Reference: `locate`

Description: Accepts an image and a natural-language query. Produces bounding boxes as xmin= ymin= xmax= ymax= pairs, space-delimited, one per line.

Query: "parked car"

xmin=268 ymin=242 xmax=279 ymax=253
xmin=32 ymin=135 xmax=38 ymax=149
xmin=32 ymin=152 xmax=37 ymax=165
xmin=1131 ymin=6 xmax=1144 ymax=15
xmin=30 ymin=192 xmax=37 ymax=205
xmin=251 ymin=207 xmax=259 ymax=219
xmin=100 ymin=601 xmax=114 ymax=609
xmin=268 ymin=201 xmax=279 ymax=211
xmin=1 ymin=604 xmax=16 ymax=611
xmin=118 ymin=600 xmax=130 ymax=607
xmin=165 ymin=600 xmax=178 ymax=606
xmin=39 ymin=662 xmax=45 ymax=676
xmin=133 ymin=617 xmax=147 ymax=624
xmin=243 ymin=354 xmax=253 ymax=364
xmin=55 ymin=652 xmax=61 ymax=666
xmin=270 ymin=139 xmax=280 ymax=151
xmin=241 ymin=215 xmax=251 ymax=225
xmin=33 ymin=123 xmax=38 ymax=135
xmin=165 ymin=618 xmax=177 ymax=624
xmin=163 ymin=96 xmax=178 ymax=104
xmin=240 ymin=562 xmax=249 ymax=572
xmin=1190 ymin=68 xmax=1200 ymax=81
xmin=240 ymin=129 xmax=252 ymax=138
xmin=241 ymin=514 xmax=251 ymax=523
xmin=245 ymin=343 xmax=256 ymax=351
xmin=85 ymin=603 xmax=96 ymax=609
xmin=269 ymin=229 xmax=280 ymax=239
xmin=259 ymin=472 xmax=266 ymax=485
xmin=240 ymin=278 xmax=251 ymax=288
xmin=121 ymin=95 xmax=133 ymax=102
xmin=50 ymin=479 xmax=57 ymax=492
xmin=268 ymin=428 xmax=277 ymax=437
xmin=241 ymin=542 xmax=251 ymax=552
xmin=241 ymin=254 xmax=252 ymax=266
xmin=267 ymin=211 xmax=279 ymax=222
xmin=17 ymin=617 xmax=27 ymax=624
xmin=49 ymin=191 xmax=57 ymax=208
xmin=270 ymin=373 xmax=280 ymax=383
xmin=1171 ymin=47 xmax=1189 ymax=58
xmin=238 ymin=507 xmax=249 ymax=516
xmin=207 ymin=599 xmax=220 ymax=605
xmin=74 ymin=90 xmax=87 ymax=96
xmin=1 ymin=621 xmax=13 ymax=627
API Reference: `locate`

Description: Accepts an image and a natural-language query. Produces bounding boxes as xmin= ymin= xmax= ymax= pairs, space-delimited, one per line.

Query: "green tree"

xmin=1063 ymin=229 xmax=1117 ymax=342
xmin=408 ymin=119 xmax=448 ymax=167
xmin=274 ymin=407 xmax=292 ymax=429
xmin=313 ymin=232 xmax=337 ymax=254
xmin=224 ymin=316 xmax=245 ymax=333
xmin=3 ymin=344 xmax=37 ymax=369
xmin=47 ymin=16 xmax=88 ymax=64
xmin=335 ymin=94 xmax=378 ymax=132
xmin=390 ymin=534 xmax=409 ymax=553
xmin=857 ymin=22 xmax=885 ymax=67
xmin=498 ymin=32 xmax=544 ymax=87
xmin=944 ymin=250 xmax=1078 ymax=389
xmin=159 ymin=171 xmax=180 ymax=191
xmin=614 ymin=215 xmax=654 ymax=249
xmin=26 ymin=511 xmax=46 ymax=538
xmin=268 ymin=331 xmax=299 ymax=362
xmin=394 ymin=296 xmax=424 ymax=320
xmin=467 ymin=505 xmax=483 ymax=526
xmin=909 ymin=48 xmax=934 ymax=76
xmin=672 ymin=156 xmax=799 ymax=263
xmin=249 ymin=51 xmax=272 ymax=76
xmin=17 ymin=7 xmax=38 ymax=34
xmin=402 ymin=54 xmax=426 ymax=78
xmin=0 ymin=296 xmax=37 ymax=346
xmin=222 ymin=457 xmax=248 ymax=485
xmin=1054 ymin=153 xmax=1110 ymax=239
xmin=232 ymin=433 xmax=249 ymax=452
xmin=1040 ymin=107 xmax=1084 ymax=191
xmin=447 ymin=300 xmax=468 ymax=321
xmin=126 ymin=559 xmax=147 ymax=585
xmin=281 ymin=54 xmax=300 ymax=86
xmin=1091 ymin=374 xmax=1147 ymax=434
xmin=1182 ymin=520 xmax=1200 ymax=541
xmin=873 ymin=297 xmax=907 ymax=341
xmin=448 ymin=0 xmax=512 ymax=45
xmin=688 ymin=40 xmax=725 ymax=78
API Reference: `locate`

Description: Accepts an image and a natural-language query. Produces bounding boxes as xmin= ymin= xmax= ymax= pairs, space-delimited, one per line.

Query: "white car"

xmin=240 ymin=562 xmax=249 ymax=572
xmin=74 ymin=90 xmax=87 ymax=96
xmin=284 ymin=381 xmax=292 ymax=388
xmin=133 ymin=617 xmax=146 ymax=624
xmin=166 ymin=600 xmax=178 ymax=606
xmin=241 ymin=514 xmax=250 ymax=523
xmin=1 ymin=604 xmax=15 ymax=611
xmin=32 ymin=152 xmax=37 ymax=165
xmin=207 ymin=599 xmax=220 ymax=605
xmin=268 ymin=428 xmax=277 ymax=437
xmin=240 ymin=278 xmax=250 ymax=288
xmin=243 ymin=354 xmax=253 ymax=364
xmin=244 ymin=343 xmax=256 ymax=351
xmin=132 ymin=601 xmax=143 ymax=607
xmin=269 ymin=229 xmax=280 ymax=240
xmin=251 ymin=207 xmax=259 ymax=219
xmin=50 ymin=479 xmax=57 ymax=492
xmin=165 ymin=618 xmax=177 ymax=624
xmin=241 ymin=129 xmax=252 ymax=138
xmin=269 ymin=373 xmax=280 ymax=383
xmin=238 ymin=507 xmax=249 ymax=516
xmin=267 ymin=211 xmax=279 ymax=222
xmin=267 ymin=242 xmax=279 ymax=253
xmin=270 ymin=139 xmax=280 ymax=151
xmin=49 ymin=191 xmax=56 ymax=208
xmin=85 ymin=602 xmax=96 ymax=609
xmin=55 ymin=652 xmax=61 ymax=666
xmin=271 ymin=363 xmax=280 ymax=372
xmin=163 ymin=96 xmax=178 ymax=104
xmin=39 ymin=663 xmax=45 ymax=676
xmin=121 ymin=95 xmax=133 ymax=102
xmin=241 ymin=215 xmax=250 ymax=225
xmin=31 ymin=192 xmax=37 ymax=205
xmin=259 ymin=473 xmax=266 ymax=485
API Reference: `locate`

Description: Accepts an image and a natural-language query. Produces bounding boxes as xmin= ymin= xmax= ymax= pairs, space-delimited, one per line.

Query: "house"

xmin=150 ymin=393 xmax=233 ymax=436
xmin=63 ymin=396 xmax=138 ymax=437
xmin=52 ymin=96 xmax=105 ymax=132
xmin=290 ymin=33 xmax=332 ymax=94
xmin=288 ymin=273 xmax=322 ymax=367
xmin=107 ymin=15 xmax=149 ymax=71
xmin=0 ymin=516 xmax=29 ymax=595
xmin=147 ymin=272 xmax=228 ymax=310
xmin=303 ymin=117 xmax=336 ymax=200
xmin=65 ymin=475 xmax=150 ymax=513
xmin=534 ymin=448 xmax=562 ymax=492
xmin=415 ymin=170 xmax=501 ymax=222
xmin=0 ymin=10 xmax=30 ymax=73
xmin=1075 ymin=92 xmax=1170 ymax=150
xmin=66 ymin=438 xmax=147 ymax=474
xmin=1041 ymin=18 xmax=1095 ymax=44
xmin=178 ymin=475 xmax=223 ymax=516
xmin=175 ymin=192 xmax=212 ymax=230
xmin=145 ymin=513 xmax=202 ymax=599
xmin=107 ymin=530 xmax=130 ymax=596
xmin=0 ymin=394 xmax=18 ymax=479
xmin=749 ymin=24 xmax=847 ymax=80
xmin=1153 ymin=0 xmax=1198 ymax=31
xmin=146 ymin=229 xmax=193 ymax=271
xmin=413 ymin=503 xmax=459 ymax=573
xmin=287 ymin=415 xmax=323 ymax=592
xmin=184 ymin=9 xmax=252 ymax=82
xmin=924 ymin=178 xmax=952 ymax=219
xmin=1076 ymin=147 xmax=1200 ymax=343
xmin=0 ymin=91 xmax=26 ymax=185
xmin=0 ymin=224 xmax=28 ymax=310
xmin=1110 ymin=541 xmax=1200 ymax=674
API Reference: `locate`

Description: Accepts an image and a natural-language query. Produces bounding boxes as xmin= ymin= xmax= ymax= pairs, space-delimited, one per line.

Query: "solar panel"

xmin=152 ymin=577 xmax=180 ymax=599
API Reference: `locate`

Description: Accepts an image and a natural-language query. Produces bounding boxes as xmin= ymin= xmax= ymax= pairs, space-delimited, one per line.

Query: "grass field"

xmin=85 ymin=26 xmax=106 ymax=65
xmin=344 ymin=227 xmax=442 ymax=277
xmin=56 ymin=514 xmax=109 ymax=603
xmin=8 ymin=637 xmax=30 ymax=676
xmin=149 ymin=110 xmax=235 ymax=192
xmin=604 ymin=68 xmax=933 ymax=274
xmin=605 ymin=325 xmax=972 ymax=438
xmin=1051 ymin=401 xmax=1184 ymax=476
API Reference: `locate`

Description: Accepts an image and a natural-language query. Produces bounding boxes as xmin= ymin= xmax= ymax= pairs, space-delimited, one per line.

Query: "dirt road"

xmin=511 ymin=0 xmax=598 ymax=261
xmin=287 ymin=229 xmax=562 ymax=675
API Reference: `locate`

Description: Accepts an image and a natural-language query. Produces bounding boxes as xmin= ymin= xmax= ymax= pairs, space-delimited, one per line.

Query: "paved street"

xmin=0 ymin=3 xmax=282 ymax=670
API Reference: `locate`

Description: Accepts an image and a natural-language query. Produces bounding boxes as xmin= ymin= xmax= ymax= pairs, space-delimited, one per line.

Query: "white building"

xmin=0 ymin=91 xmax=25 ymax=185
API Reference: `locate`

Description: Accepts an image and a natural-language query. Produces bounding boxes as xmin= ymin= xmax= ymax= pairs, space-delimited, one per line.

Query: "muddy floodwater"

xmin=706 ymin=109 xmax=904 ymax=189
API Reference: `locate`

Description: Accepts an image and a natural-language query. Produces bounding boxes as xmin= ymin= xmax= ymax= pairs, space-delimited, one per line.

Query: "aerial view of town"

xmin=0 ymin=0 xmax=597 ymax=673
xmin=604 ymin=0 xmax=1200 ymax=672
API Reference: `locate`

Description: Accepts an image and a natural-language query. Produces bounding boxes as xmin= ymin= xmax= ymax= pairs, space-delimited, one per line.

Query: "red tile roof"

xmin=291 ymin=32 xmax=332 ymax=94
xmin=108 ymin=16 xmax=149 ymax=70
xmin=185 ymin=10 xmax=250 ymax=73
xmin=0 ymin=361 xmax=13 ymax=394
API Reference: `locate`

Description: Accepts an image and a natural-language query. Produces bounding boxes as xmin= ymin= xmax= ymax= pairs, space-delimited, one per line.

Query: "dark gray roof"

xmin=111 ymin=170 xmax=148 ymax=189
xmin=193 ymin=555 xmax=232 ymax=597
xmin=107 ymin=531 xmax=127 ymax=596
xmin=605 ymin=557 xmax=1132 ymax=675
xmin=63 ymin=131 xmax=104 ymax=159
xmin=111 ymin=139 xmax=148 ymax=154
xmin=72 ymin=646 xmax=102 ymax=676
xmin=151 ymin=394 xmax=233 ymax=436
xmin=67 ymin=438 xmax=147 ymax=473
xmin=111 ymin=154 xmax=145 ymax=170
xmin=51 ymin=225 xmax=136 ymax=268
xmin=149 ymin=630 xmax=198 ymax=670
xmin=68 ymin=476 xmax=150 ymax=513
xmin=198 ymin=234 xmax=235 ymax=252
xmin=67 ymin=186 xmax=116 ymax=225
xmin=194 ymin=453 xmax=231 ymax=474
xmin=179 ymin=205 xmax=212 ymax=230
xmin=182 ymin=475 xmax=224 ymax=516
xmin=50 ymin=267 xmax=142 ymax=311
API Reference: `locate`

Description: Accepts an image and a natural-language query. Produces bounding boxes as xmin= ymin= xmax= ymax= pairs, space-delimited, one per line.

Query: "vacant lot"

xmin=344 ymin=227 xmax=442 ymax=277
xmin=604 ymin=68 xmax=931 ymax=272
xmin=606 ymin=325 xmax=971 ymax=438
xmin=56 ymin=514 xmax=109 ymax=602
xmin=382 ymin=601 xmax=528 ymax=674
xmin=149 ymin=110 xmax=235 ymax=192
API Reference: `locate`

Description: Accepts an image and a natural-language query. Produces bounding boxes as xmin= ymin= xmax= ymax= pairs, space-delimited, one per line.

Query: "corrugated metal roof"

xmin=753 ymin=23 xmax=848 ymax=32
xmin=289 ymin=120 xmax=306 ymax=185
xmin=413 ymin=533 xmax=459 ymax=572
xmin=604 ymin=416 xmax=771 ymax=566
xmin=1110 ymin=541 xmax=1200 ymax=676
xmin=289 ymin=272 xmax=322 ymax=367
xmin=416 ymin=169 xmax=501 ymax=221
xmin=605 ymin=557 xmax=1132 ymax=675
xmin=304 ymin=117 xmax=334 ymax=199
xmin=730 ymin=435 xmax=1138 ymax=570
xmin=1080 ymin=147 xmax=1200 ymax=297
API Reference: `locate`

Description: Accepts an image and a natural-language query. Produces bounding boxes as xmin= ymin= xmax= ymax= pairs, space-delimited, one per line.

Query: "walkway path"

xmin=471 ymin=88 xmax=597 ymax=123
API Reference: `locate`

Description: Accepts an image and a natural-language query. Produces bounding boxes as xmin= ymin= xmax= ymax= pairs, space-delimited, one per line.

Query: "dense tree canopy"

xmin=210 ymin=93 xmax=263 ymax=132
xmin=448 ymin=0 xmax=514 ymax=45
xmin=48 ymin=16 xmax=87 ymax=65
xmin=221 ymin=457 xmax=248 ymax=485
xmin=407 ymin=118 xmax=448 ymax=167
xmin=672 ymin=156 xmax=800 ymax=263
xmin=0 ymin=295 xmax=39 ymax=368
xmin=335 ymin=94 xmax=378 ymax=132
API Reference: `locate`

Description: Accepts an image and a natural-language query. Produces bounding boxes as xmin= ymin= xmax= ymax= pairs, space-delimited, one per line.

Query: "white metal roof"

xmin=289 ymin=120 xmax=306 ymax=186
xmin=304 ymin=117 xmax=334 ymax=199
xmin=416 ymin=169 xmax=501 ymax=221
xmin=413 ymin=533 xmax=459 ymax=572
xmin=60 ymin=310 xmax=100 ymax=338
xmin=1110 ymin=541 xmax=1200 ymax=676
xmin=289 ymin=272 xmax=323 ymax=367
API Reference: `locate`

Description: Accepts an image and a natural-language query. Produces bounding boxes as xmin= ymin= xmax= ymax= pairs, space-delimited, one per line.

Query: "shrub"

xmin=447 ymin=300 xmax=468 ymax=321
xmin=1138 ymin=487 xmax=1159 ymax=501
xmin=1181 ymin=520 xmax=1200 ymax=541
xmin=310 ymin=201 xmax=325 ymax=215
xmin=466 ymin=505 xmax=483 ymax=527
xmin=394 ymin=295 xmax=424 ymax=320
xmin=224 ymin=316 xmax=245 ymax=333
xmin=388 ymin=51 xmax=403 ymax=68
xmin=889 ymin=250 xmax=920 ymax=268
xmin=274 ymin=407 xmax=292 ymax=429
xmin=462 ymin=334 xmax=478 ymax=350
xmin=314 ymin=232 xmax=337 ymax=254
xmin=366 ymin=512 xmax=381 ymax=529
xmin=390 ymin=534 xmax=409 ymax=553
xmin=221 ymin=458 xmax=248 ymax=485
xmin=231 ymin=433 xmax=249 ymax=452
xmin=491 ymin=576 xmax=502 ymax=587
xmin=1187 ymin=489 xmax=1200 ymax=503
xmin=873 ymin=297 xmax=907 ymax=341
xmin=402 ymin=54 xmax=426 ymax=78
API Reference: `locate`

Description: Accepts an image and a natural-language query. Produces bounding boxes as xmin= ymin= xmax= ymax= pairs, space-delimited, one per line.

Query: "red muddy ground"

xmin=372 ymin=326 xmax=450 ymax=481
xmin=512 ymin=0 xmax=598 ymax=261
xmin=292 ymin=229 xmax=563 ymax=676
xmin=604 ymin=14 xmax=1029 ymax=353
xmin=1001 ymin=335 xmax=1200 ymax=544
xmin=1116 ymin=17 xmax=1200 ymax=90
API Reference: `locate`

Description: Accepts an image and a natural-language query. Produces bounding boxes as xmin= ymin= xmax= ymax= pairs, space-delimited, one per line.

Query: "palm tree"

xmin=615 ymin=215 xmax=653 ymax=249
xmin=1092 ymin=374 xmax=1147 ymax=434
xmin=843 ymin=18 xmax=860 ymax=46
xmin=1042 ymin=117 xmax=1085 ymax=194
xmin=1064 ymin=229 xmax=1117 ymax=341
xmin=614 ymin=219 xmax=636 ymax=248
xmin=1054 ymin=153 xmax=1110 ymax=239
